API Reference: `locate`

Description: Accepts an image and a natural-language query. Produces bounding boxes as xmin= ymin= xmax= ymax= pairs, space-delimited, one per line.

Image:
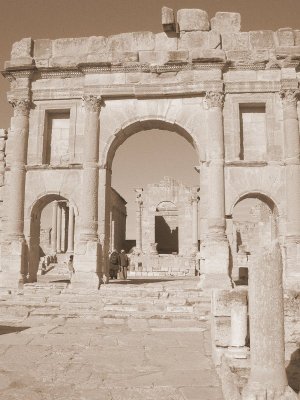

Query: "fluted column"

xmin=199 ymin=91 xmax=231 ymax=289
xmin=135 ymin=189 xmax=143 ymax=252
xmin=190 ymin=188 xmax=199 ymax=253
xmin=67 ymin=204 xmax=74 ymax=253
xmin=80 ymin=95 xmax=101 ymax=242
xmin=6 ymin=98 xmax=31 ymax=283
xmin=51 ymin=200 xmax=58 ymax=253
xmin=243 ymin=242 xmax=297 ymax=399
xmin=280 ymin=89 xmax=300 ymax=283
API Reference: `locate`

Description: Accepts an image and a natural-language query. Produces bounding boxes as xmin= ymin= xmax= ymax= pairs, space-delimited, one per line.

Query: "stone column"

xmin=190 ymin=188 xmax=199 ymax=254
xmin=228 ymin=288 xmax=248 ymax=359
xmin=6 ymin=98 xmax=31 ymax=284
xmin=111 ymin=219 xmax=115 ymax=251
xmin=51 ymin=200 xmax=58 ymax=254
xmin=67 ymin=204 xmax=74 ymax=253
xmin=199 ymin=91 xmax=231 ymax=289
xmin=243 ymin=242 xmax=297 ymax=399
xmin=280 ymin=89 xmax=300 ymax=284
xmin=56 ymin=204 xmax=62 ymax=253
xmin=74 ymin=95 xmax=101 ymax=286
xmin=134 ymin=189 xmax=143 ymax=252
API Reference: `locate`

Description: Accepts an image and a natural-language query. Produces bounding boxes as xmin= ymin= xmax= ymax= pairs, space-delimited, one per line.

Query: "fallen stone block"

xmin=162 ymin=6 xmax=176 ymax=32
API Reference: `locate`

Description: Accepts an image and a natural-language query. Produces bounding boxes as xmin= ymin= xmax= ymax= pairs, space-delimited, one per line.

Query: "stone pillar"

xmin=243 ymin=242 xmax=297 ymax=399
xmin=74 ymin=95 xmax=101 ymax=286
xmin=228 ymin=288 xmax=248 ymax=359
xmin=67 ymin=204 xmax=74 ymax=253
xmin=56 ymin=204 xmax=62 ymax=254
xmin=111 ymin=219 xmax=115 ymax=251
xmin=280 ymin=89 xmax=300 ymax=284
xmin=190 ymin=188 xmax=199 ymax=254
xmin=199 ymin=91 xmax=231 ymax=289
xmin=51 ymin=200 xmax=58 ymax=254
xmin=134 ymin=188 xmax=143 ymax=252
xmin=5 ymin=98 xmax=31 ymax=284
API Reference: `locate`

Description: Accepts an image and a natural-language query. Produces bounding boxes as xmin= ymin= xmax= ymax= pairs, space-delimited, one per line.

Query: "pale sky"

xmin=1 ymin=0 xmax=299 ymax=238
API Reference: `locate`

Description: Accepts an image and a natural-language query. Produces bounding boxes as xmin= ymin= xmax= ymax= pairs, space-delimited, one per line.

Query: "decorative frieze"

xmin=279 ymin=89 xmax=300 ymax=107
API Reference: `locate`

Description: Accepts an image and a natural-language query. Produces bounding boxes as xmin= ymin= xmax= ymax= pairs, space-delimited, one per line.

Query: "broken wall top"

xmin=5 ymin=8 xmax=300 ymax=71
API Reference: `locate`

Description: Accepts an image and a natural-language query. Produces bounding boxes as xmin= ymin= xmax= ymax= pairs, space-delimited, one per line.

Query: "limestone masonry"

xmin=1 ymin=7 xmax=300 ymax=399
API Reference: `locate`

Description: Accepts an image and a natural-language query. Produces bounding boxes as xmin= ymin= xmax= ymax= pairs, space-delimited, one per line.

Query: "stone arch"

xmin=230 ymin=192 xmax=279 ymax=284
xmin=101 ymin=117 xmax=201 ymax=169
xmin=28 ymin=192 xmax=79 ymax=282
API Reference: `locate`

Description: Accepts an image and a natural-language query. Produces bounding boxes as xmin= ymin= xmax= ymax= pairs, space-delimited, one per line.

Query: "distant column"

xmin=61 ymin=205 xmax=66 ymax=252
xmin=135 ymin=189 xmax=143 ymax=251
xmin=243 ymin=242 xmax=297 ymax=399
xmin=56 ymin=204 xmax=62 ymax=253
xmin=67 ymin=204 xmax=74 ymax=253
xmin=51 ymin=201 xmax=58 ymax=253
xmin=111 ymin=219 xmax=115 ymax=251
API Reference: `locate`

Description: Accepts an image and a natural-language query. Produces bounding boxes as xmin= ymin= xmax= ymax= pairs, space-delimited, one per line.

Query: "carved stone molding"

xmin=82 ymin=95 xmax=102 ymax=113
xmin=9 ymin=98 xmax=31 ymax=116
xmin=205 ymin=91 xmax=225 ymax=109
xmin=279 ymin=89 xmax=300 ymax=107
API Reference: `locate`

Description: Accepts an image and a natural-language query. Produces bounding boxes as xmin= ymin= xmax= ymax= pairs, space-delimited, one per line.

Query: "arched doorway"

xmin=231 ymin=193 xmax=279 ymax=284
xmin=29 ymin=194 xmax=77 ymax=282
xmin=102 ymin=119 xmax=200 ymax=277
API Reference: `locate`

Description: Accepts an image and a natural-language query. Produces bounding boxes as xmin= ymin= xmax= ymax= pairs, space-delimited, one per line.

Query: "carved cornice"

xmin=279 ymin=89 xmax=300 ymax=107
xmin=82 ymin=95 xmax=102 ymax=112
xmin=205 ymin=91 xmax=224 ymax=109
xmin=225 ymin=81 xmax=280 ymax=93
xmin=8 ymin=98 xmax=31 ymax=116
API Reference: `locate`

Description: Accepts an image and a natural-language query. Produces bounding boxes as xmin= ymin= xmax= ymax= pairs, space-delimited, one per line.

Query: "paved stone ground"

xmin=0 ymin=278 xmax=224 ymax=400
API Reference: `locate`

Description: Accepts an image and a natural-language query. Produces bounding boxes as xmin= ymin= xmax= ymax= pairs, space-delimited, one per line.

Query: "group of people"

xmin=109 ymin=249 xmax=129 ymax=280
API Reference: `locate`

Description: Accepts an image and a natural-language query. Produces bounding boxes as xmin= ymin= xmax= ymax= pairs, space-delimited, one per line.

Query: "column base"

xmin=198 ymin=238 xmax=232 ymax=289
xmin=242 ymin=384 xmax=297 ymax=400
xmin=74 ymin=240 xmax=101 ymax=289
xmin=0 ymin=239 xmax=28 ymax=289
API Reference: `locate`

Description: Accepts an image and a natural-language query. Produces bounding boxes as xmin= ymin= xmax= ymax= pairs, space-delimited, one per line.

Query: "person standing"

xmin=109 ymin=249 xmax=120 ymax=279
xmin=67 ymin=254 xmax=75 ymax=280
xmin=119 ymin=250 xmax=129 ymax=280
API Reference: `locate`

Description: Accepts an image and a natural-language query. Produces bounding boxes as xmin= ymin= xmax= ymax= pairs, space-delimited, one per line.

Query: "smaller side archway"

xmin=230 ymin=192 xmax=279 ymax=284
xmin=155 ymin=201 xmax=179 ymax=254
xmin=28 ymin=193 xmax=78 ymax=282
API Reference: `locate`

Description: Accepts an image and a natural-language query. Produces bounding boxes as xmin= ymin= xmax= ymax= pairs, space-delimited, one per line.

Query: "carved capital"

xmin=279 ymin=89 xmax=300 ymax=107
xmin=82 ymin=95 xmax=102 ymax=113
xmin=9 ymin=98 xmax=31 ymax=117
xmin=190 ymin=190 xmax=199 ymax=205
xmin=205 ymin=91 xmax=224 ymax=109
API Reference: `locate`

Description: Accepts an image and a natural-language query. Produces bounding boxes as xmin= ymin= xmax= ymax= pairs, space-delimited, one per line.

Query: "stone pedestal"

xmin=73 ymin=241 xmax=101 ymax=289
xmin=242 ymin=242 xmax=297 ymax=399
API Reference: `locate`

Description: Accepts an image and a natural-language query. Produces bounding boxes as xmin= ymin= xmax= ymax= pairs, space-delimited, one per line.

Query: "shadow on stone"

xmin=0 ymin=325 xmax=30 ymax=335
xmin=111 ymin=278 xmax=176 ymax=285
xmin=286 ymin=348 xmax=300 ymax=393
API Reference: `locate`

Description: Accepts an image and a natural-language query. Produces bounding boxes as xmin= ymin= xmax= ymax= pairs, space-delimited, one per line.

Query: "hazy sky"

xmin=1 ymin=0 xmax=300 ymax=239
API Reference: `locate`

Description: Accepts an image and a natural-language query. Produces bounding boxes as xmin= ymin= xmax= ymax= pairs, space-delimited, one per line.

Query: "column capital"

xmin=190 ymin=187 xmax=200 ymax=204
xmin=279 ymin=89 xmax=300 ymax=107
xmin=8 ymin=98 xmax=31 ymax=117
xmin=82 ymin=95 xmax=102 ymax=113
xmin=134 ymin=188 xmax=143 ymax=206
xmin=205 ymin=91 xmax=224 ymax=109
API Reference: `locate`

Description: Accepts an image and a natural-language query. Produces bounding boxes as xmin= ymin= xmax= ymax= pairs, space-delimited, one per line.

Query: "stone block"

xmin=33 ymin=39 xmax=52 ymax=59
xmin=86 ymin=53 xmax=112 ymax=64
xmin=211 ymin=12 xmax=241 ymax=33
xmin=179 ymin=31 xmax=220 ymax=50
xmin=213 ymin=316 xmax=231 ymax=347
xmin=225 ymin=50 xmax=252 ymax=62
xmin=167 ymin=50 xmax=189 ymax=63
xmin=177 ymin=9 xmax=209 ymax=32
xmin=52 ymin=37 xmax=89 ymax=57
xmin=155 ymin=32 xmax=177 ymax=51
xmin=139 ymin=51 xmax=168 ymax=65
xmin=276 ymin=28 xmax=295 ymax=46
xmin=221 ymin=32 xmax=250 ymax=51
xmin=162 ymin=7 xmax=176 ymax=32
xmin=249 ymin=30 xmax=276 ymax=49
xmin=276 ymin=46 xmax=300 ymax=59
xmin=87 ymin=36 xmax=107 ymax=53
xmin=107 ymin=32 xmax=155 ymax=52
xmin=11 ymin=38 xmax=33 ymax=59
xmin=112 ymin=51 xmax=139 ymax=63
xmin=191 ymin=49 xmax=226 ymax=62
xmin=294 ymin=30 xmax=300 ymax=46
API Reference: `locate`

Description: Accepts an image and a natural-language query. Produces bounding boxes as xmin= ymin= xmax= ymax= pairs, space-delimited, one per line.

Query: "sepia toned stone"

xmin=177 ymin=9 xmax=210 ymax=32
xmin=276 ymin=28 xmax=295 ymax=46
xmin=162 ymin=6 xmax=176 ymax=32
xmin=211 ymin=12 xmax=241 ymax=33
xmin=221 ymin=32 xmax=250 ymax=51
xmin=249 ymin=30 xmax=276 ymax=49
